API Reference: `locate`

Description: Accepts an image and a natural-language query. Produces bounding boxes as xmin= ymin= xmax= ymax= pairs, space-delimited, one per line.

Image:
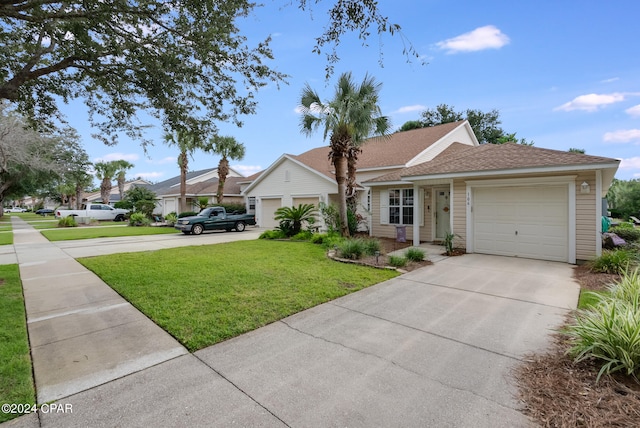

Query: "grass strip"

xmin=79 ymin=240 xmax=399 ymax=351
xmin=42 ymin=225 xmax=179 ymax=241
xmin=0 ymin=264 xmax=34 ymax=423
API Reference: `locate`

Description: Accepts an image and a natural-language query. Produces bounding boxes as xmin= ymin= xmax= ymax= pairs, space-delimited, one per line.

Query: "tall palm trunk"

xmin=178 ymin=151 xmax=188 ymax=213
xmin=100 ymin=178 xmax=111 ymax=204
xmin=217 ymin=157 xmax=229 ymax=204
xmin=331 ymin=131 xmax=351 ymax=237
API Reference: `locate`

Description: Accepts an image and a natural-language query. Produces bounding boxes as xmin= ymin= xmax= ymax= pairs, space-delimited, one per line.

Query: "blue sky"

xmin=61 ymin=1 xmax=640 ymax=184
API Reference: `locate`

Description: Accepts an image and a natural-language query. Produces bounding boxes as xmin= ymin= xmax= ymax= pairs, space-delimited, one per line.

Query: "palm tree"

xmin=93 ymin=161 xmax=119 ymax=204
xmin=207 ymin=135 xmax=245 ymax=204
xmin=164 ymin=129 xmax=202 ymax=214
xmin=298 ymin=72 xmax=390 ymax=237
xmin=274 ymin=204 xmax=318 ymax=236
xmin=114 ymin=160 xmax=135 ymax=202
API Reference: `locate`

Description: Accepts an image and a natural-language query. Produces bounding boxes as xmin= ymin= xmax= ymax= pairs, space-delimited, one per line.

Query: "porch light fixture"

xmin=580 ymin=181 xmax=590 ymax=194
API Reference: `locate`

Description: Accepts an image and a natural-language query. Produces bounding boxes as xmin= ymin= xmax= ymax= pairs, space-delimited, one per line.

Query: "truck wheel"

xmin=192 ymin=224 xmax=204 ymax=235
xmin=235 ymin=221 xmax=246 ymax=232
xmin=114 ymin=214 xmax=125 ymax=222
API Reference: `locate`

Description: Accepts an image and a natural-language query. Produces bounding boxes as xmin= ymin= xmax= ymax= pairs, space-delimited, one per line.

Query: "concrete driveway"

xmin=32 ymin=252 xmax=578 ymax=428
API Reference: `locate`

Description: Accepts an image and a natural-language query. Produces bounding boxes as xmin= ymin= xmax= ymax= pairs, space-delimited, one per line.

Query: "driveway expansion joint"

xmin=192 ymin=353 xmax=292 ymax=428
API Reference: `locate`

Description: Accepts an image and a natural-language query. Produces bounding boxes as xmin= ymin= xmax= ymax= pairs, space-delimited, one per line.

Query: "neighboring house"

xmin=143 ymin=167 xmax=246 ymax=215
xmin=243 ymin=121 xmax=477 ymax=229
xmin=84 ymin=178 xmax=152 ymax=205
xmin=244 ymin=119 xmax=620 ymax=264
xmin=364 ymin=140 xmax=619 ymax=264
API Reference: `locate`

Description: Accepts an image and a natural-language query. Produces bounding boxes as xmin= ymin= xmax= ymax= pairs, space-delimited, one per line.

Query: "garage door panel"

xmin=260 ymin=198 xmax=281 ymax=228
xmin=473 ymin=186 xmax=568 ymax=262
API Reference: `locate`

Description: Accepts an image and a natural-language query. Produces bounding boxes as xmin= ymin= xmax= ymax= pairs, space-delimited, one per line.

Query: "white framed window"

xmin=388 ymin=189 xmax=413 ymax=225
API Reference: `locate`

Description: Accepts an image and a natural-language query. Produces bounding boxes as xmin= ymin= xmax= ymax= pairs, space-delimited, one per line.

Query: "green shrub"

xmin=291 ymin=231 xmax=313 ymax=241
xmin=338 ymin=238 xmax=366 ymax=260
xmin=388 ymin=255 xmax=407 ymax=267
xmin=610 ymin=226 xmax=640 ymax=243
xmin=616 ymin=222 xmax=636 ymax=230
xmin=310 ymin=233 xmax=328 ymax=244
xmin=129 ymin=212 xmax=151 ymax=227
xmin=347 ymin=208 xmax=358 ymax=236
xmin=443 ymin=232 xmax=456 ymax=255
xmin=178 ymin=211 xmax=197 ymax=218
xmin=405 ymin=248 xmax=426 ymax=262
xmin=319 ymin=202 xmax=340 ymax=234
xmin=58 ymin=216 xmax=77 ymax=227
xmin=274 ymin=204 xmax=317 ymax=237
xmin=589 ymin=249 xmax=636 ymax=274
xmin=566 ymin=268 xmax=640 ymax=381
xmin=164 ymin=213 xmax=178 ymax=226
xmin=321 ymin=234 xmax=345 ymax=250
xmin=607 ymin=267 xmax=640 ymax=303
xmin=259 ymin=230 xmax=286 ymax=240
xmin=362 ymin=238 xmax=381 ymax=256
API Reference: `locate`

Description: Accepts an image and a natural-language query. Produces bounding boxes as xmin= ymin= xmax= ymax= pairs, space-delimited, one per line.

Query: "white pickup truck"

xmin=55 ymin=203 xmax=129 ymax=221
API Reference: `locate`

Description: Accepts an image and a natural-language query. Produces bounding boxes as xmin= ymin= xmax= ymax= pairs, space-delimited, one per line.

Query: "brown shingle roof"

xmin=367 ymin=143 xmax=619 ymax=183
xmin=291 ymin=121 xmax=467 ymax=178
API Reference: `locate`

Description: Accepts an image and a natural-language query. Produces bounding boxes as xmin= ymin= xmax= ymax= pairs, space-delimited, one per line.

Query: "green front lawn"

xmin=0 ymin=264 xmax=34 ymax=423
xmin=41 ymin=225 xmax=179 ymax=241
xmin=79 ymin=240 xmax=399 ymax=351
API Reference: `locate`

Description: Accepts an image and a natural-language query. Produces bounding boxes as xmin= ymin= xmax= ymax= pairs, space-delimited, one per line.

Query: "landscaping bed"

xmin=514 ymin=265 xmax=640 ymax=427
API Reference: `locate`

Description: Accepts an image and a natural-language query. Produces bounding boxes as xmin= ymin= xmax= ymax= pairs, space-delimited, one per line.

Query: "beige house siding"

xmin=452 ymin=179 xmax=467 ymax=248
xmin=370 ymin=185 xmax=431 ymax=242
xmin=575 ymin=171 xmax=597 ymax=261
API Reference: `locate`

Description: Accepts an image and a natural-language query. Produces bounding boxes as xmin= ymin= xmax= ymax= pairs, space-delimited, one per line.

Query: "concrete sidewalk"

xmin=5 ymin=220 xmax=579 ymax=427
xmin=10 ymin=217 xmax=187 ymax=405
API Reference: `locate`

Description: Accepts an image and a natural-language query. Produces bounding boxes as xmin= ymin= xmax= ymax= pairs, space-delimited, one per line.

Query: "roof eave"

xmin=402 ymin=162 xmax=621 ymax=182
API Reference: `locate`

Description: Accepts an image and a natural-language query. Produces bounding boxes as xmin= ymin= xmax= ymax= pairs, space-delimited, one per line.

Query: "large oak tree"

xmin=1 ymin=0 xmax=413 ymax=144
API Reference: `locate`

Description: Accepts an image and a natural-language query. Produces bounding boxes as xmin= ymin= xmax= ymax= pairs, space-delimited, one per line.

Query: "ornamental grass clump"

xmin=405 ymin=248 xmax=426 ymax=262
xmin=338 ymin=238 xmax=365 ymax=260
xmin=588 ymin=249 xmax=636 ymax=274
xmin=565 ymin=268 xmax=640 ymax=382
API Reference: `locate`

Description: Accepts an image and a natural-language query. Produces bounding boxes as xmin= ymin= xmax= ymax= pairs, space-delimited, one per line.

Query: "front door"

xmin=435 ymin=190 xmax=451 ymax=240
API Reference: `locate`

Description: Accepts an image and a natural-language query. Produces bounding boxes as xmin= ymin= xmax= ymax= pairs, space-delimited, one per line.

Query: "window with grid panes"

xmin=388 ymin=189 xmax=413 ymax=225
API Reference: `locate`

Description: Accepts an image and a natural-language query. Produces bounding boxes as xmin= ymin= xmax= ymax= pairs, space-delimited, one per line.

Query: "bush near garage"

xmin=565 ymin=268 xmax=640 ymax=381
xmin=589 ymin=249 xmax=638 ymax=274
xmin=178 ymin=211 xmax=197 ymax=218
xmin=609 ymin=226 xmax=640 ymax=243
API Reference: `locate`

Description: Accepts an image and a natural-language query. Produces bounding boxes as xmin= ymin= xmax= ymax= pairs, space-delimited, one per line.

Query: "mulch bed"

xmin=338 ymin=236 xmax=433 ymax=272
xmin=514 ymin=266 xmax=640 ymax=427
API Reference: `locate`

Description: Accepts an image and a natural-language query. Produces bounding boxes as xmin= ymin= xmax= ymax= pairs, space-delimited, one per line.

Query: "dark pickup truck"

xmin=175 ymin=207 xmax=256 ymax=235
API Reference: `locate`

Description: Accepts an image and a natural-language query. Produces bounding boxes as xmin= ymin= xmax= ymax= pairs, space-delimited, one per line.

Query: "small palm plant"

xmin=274 ymin=204 xmax=318 ymax=237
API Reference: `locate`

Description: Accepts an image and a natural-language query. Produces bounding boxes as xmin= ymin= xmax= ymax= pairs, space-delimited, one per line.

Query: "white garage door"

xmin=473 ymin=186 xmax=568 ymax=262
xmin=260 ymin=198 xmax=281 ymax=228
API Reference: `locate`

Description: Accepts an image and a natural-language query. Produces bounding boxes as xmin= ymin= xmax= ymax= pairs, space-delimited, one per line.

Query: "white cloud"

xmin=392 ymin=105 xmax=426 ymax=114
xmin=620 ymin=157 xmax=640 ymax=170
xmin=233 ymin=164 xmax=262 ymax=176
xmin=93 ymin=152 xmax=140 ymax=162
xmin=135 ymin=171 xmax=165 ymax=180
xmin=555 ymin=93 xmax=627 ymax=112
xmin=603 ymin=129 xmax=640 ymax=143
xmin=435 ymin=25 xmax=510 ymax=54
xmin=625 ymin=104 xmax=640 ymax=117
xmin=601 ymin=77 xmax=620 ymax=83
